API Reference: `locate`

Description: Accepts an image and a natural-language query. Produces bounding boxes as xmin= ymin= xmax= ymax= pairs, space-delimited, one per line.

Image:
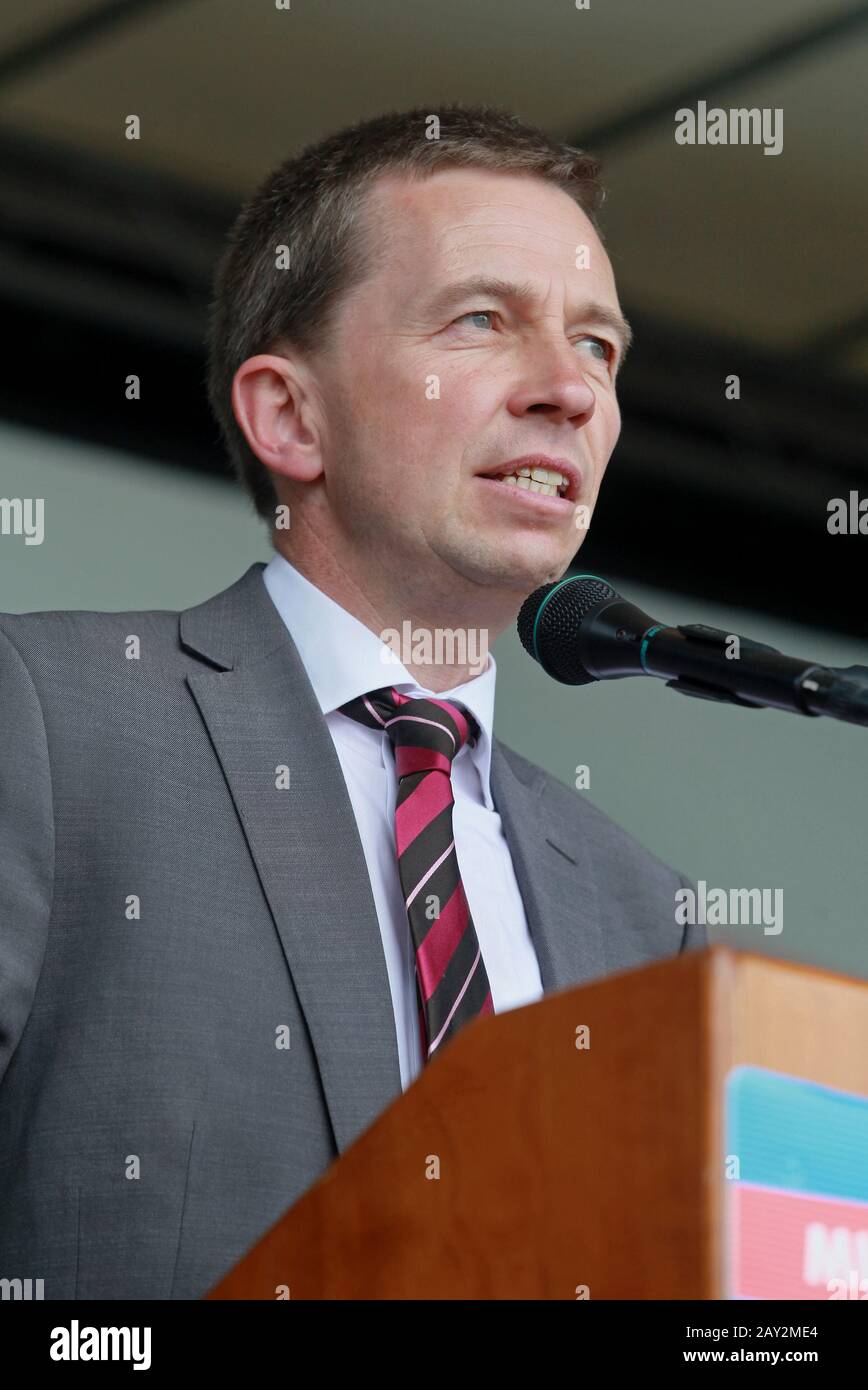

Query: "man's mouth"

xmin=491 ymin=465 xmax=568 ymax=498
xmin=476 ymin=455 xmax=581 ymax=502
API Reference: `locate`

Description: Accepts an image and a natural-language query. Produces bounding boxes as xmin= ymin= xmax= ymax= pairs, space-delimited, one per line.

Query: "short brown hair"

xmin=205 ymin=103 xmax=605 ymax=523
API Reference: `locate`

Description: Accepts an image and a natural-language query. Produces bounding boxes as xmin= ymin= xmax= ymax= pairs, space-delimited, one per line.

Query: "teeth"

xmin=505 ymin=475 xmax=559 ymax=495
xmin=495 ymin=465 xmax=569 ymax=497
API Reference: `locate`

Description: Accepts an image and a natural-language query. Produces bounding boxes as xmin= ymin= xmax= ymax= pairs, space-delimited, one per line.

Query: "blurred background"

xmin=0 ymin=0 xmax=865 ymax=974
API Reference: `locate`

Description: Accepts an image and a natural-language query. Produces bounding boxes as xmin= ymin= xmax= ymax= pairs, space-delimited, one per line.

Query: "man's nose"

xmin=506 ymin=343 xmax=597 ymax=424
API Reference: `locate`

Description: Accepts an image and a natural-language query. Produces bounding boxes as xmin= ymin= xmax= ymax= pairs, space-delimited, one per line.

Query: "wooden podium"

xmin=206 ymin=947 xmax=868 ymax=1299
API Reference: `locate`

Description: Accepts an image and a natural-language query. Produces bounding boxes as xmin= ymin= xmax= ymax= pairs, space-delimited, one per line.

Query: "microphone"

xmin=517 ymin=574 xmax=868 ymax=729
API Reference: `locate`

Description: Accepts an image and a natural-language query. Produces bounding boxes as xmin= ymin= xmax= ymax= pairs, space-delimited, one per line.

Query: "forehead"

xmin=364 ymin=166 xmax=615 ymax=296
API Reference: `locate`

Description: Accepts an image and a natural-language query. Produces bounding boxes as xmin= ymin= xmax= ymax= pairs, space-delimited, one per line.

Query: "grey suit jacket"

xmin=0 ymin=561 xmax=704 ymax=1299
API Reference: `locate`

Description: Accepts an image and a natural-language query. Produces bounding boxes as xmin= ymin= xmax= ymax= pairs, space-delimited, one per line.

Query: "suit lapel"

xmin=180 ymin=564 xmax=402 ymax=1154
xmin=490 ymin=739 xmax=607 ymax=992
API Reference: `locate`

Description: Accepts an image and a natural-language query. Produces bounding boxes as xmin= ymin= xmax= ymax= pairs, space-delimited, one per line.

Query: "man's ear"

xmin=231 ymin=352 xmax=323 ymax=484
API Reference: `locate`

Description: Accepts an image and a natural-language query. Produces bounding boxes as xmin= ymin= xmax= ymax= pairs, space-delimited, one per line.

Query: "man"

xmin=0 ymin=104 xmax=704 ymax=1300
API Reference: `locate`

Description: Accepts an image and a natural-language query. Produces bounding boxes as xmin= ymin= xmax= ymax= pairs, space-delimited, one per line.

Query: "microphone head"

xmin=518 ymin=574 xmax=618 ymax=684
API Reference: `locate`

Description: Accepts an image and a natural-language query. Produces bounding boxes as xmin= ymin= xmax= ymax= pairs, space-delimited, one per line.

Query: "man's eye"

xmin=575 ymin=335 xmax=613 ymax=362
xmin=454 ymin=310 xmax=496 ymax=330
xmin=450 ymin=317 xmax=614 ymax=365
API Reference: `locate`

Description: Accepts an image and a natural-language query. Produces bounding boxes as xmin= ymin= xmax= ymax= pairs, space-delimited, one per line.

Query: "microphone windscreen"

xmin=518 ymin=575 xmax=617 ymax=684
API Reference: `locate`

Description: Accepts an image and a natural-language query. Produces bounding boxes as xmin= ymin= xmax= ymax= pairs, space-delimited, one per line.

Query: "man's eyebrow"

xmin=423 ymin=276 xmax=633 ymax=358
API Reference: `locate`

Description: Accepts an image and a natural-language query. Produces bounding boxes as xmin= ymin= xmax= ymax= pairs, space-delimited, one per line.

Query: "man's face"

xmin=309 ymin=167 xmax=627 ymax=605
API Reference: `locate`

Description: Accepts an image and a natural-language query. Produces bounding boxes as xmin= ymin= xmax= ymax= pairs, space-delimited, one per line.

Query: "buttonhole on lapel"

xmin=545 ymin=837 xmax=577 ymax=866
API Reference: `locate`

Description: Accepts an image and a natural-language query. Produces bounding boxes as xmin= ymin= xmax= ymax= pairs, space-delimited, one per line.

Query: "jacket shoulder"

xmin=0 ymin=604 xmax=183 ymax=666
xmin=497 ymin=738 xmax=690 ymax=889
xmin=496 ymin=738 xmax=705 ymax=959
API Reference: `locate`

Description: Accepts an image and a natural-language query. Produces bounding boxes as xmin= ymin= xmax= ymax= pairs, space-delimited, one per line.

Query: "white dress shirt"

xmin=262 ymin=553 xmax=543 ymax=1089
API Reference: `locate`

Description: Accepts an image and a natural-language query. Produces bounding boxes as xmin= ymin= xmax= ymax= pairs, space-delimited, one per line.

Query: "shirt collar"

xmin=262 ymin=552 xmax=497 ymax=810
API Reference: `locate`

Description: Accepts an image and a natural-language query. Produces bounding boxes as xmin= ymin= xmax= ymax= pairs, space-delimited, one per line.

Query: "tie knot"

xmin=339 ymin=687 xmax=478 ymax=779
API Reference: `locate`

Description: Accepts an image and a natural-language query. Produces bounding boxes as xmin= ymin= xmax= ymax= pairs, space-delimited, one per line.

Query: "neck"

xmin=272 ymin=532 xmax=521 ymax=693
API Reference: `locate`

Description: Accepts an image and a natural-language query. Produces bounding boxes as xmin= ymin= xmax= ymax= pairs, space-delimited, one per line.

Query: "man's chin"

xmin=453 ymin=544 xmax=575 ymax=598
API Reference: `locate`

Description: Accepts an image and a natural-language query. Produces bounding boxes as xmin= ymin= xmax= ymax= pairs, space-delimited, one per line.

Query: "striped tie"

xmin=339 ymin=686 xmax=495 ymax=1064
